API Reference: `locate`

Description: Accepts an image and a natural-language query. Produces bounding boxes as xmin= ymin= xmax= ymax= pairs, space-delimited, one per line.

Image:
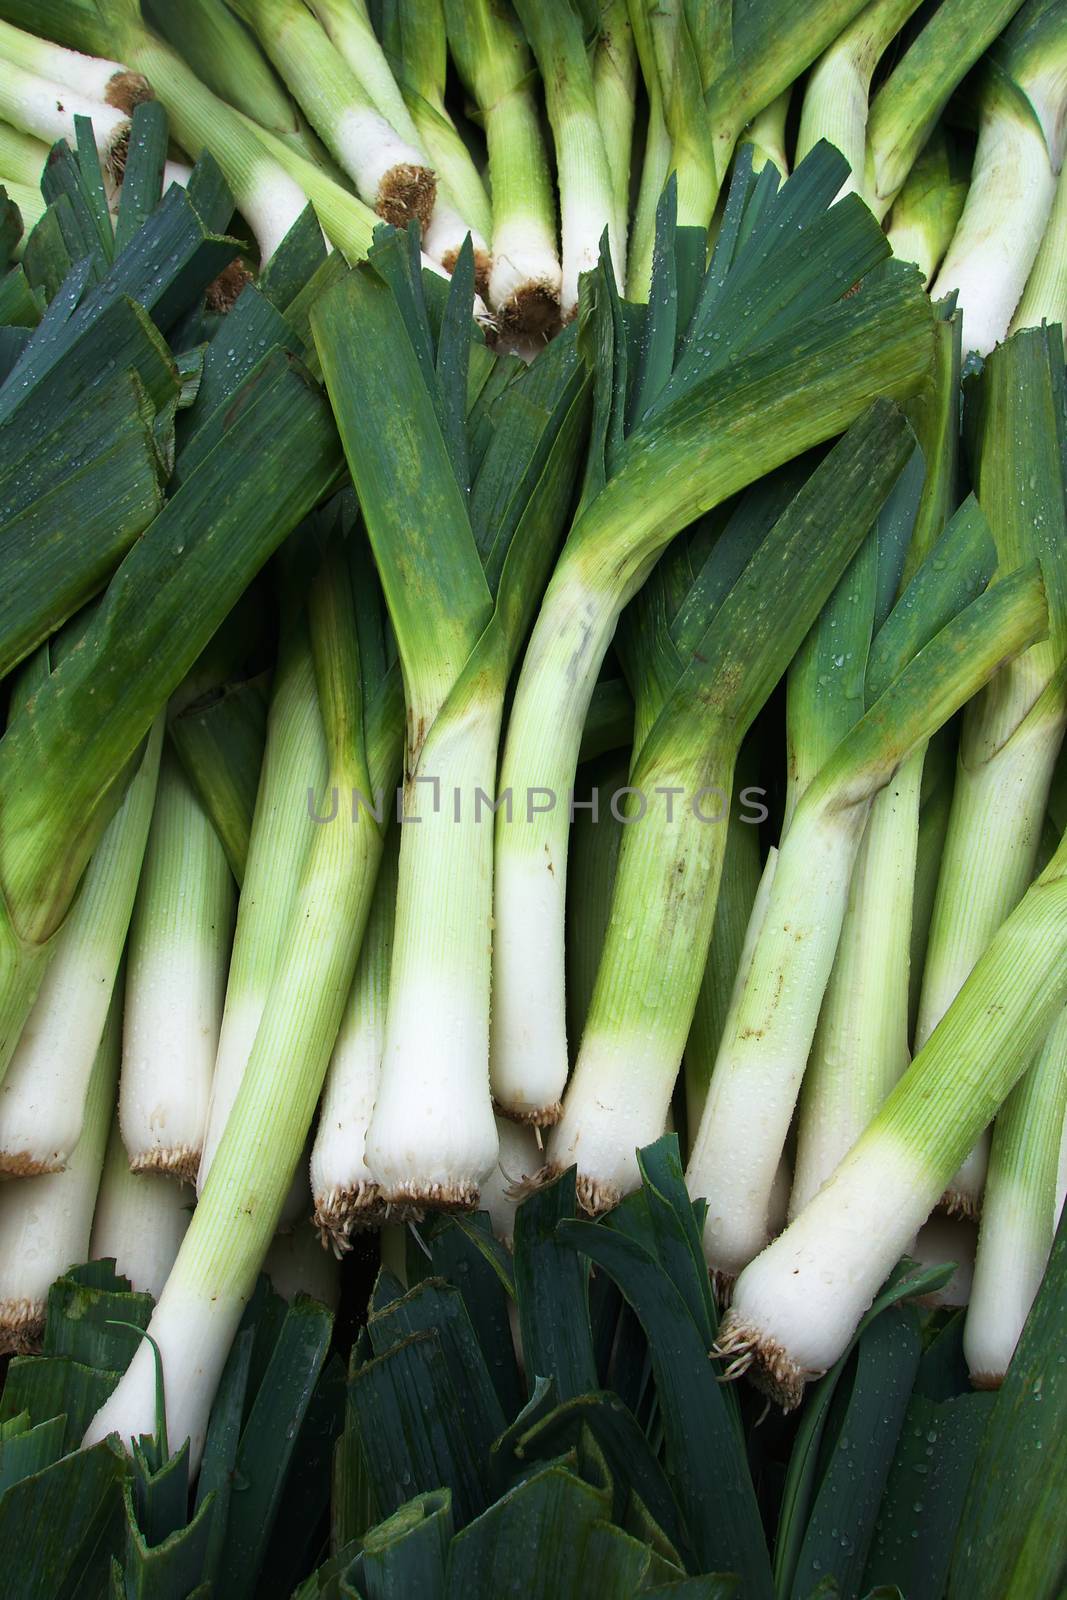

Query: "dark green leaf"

xmin=513 ymin=1170 xmax=597 ymax=1402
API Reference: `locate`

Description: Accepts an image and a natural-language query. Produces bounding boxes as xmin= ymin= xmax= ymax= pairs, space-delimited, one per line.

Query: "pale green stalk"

xmin=120 ymin=749 xmax=235 ymax=1184
xmin=886 ymin=127 xmax=969 ymax=286
xmin=444 ymin=0 xmax=561 ymax=333
xmin=1 ymin=175 xmax=42 ymax=240
xmin=238 ymin=115 xmax=376 ymax=260
xmin=865 ymin=0 xmax=1027 ymax=219
xmin=625 ymin=0 xmax=672 ymax=299
xmin=0 ymin=975 xmax=119 ymax=1354
xmin=1011 ymin=156 xmax=1067 ymax=350
xmin=593 ymin=0 xmax=636 ymax=250
xmin=738 ymin=88 xmax=791 ymax=179
xmin=795 ymin=0 xmax=926 ymax=197
xmin=0 ymin=721 xmax=161 ymax=1176
xmin=0 ymin=118 xmax=46 ymax=184
xmin=931 ymin=0 xmax=1067 ymax=354
xmin=513 ymin=0 xmax=623 ymax=314
xmin=91 ymin=1111 xmax=191 ymax=1301
xmin=722 ymin=828 xmax=1067 ymax=1407
xmin=964 ymin=1002 xmax=1067 ymax=1387
xmin=642 ymin=0 xmax=718 ymax=231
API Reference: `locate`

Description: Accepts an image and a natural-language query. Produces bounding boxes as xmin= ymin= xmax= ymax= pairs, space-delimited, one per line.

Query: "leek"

xmin=491 ymin=150 xmax=936 ymax=1128
xmin=0 ymin=52 xmax=133 ymax=180
xmin=931 ymin=0 xmax=1067 ymax=354
xmin=0 ymin=14 xmax=148 ymax=111
xmin=719 ymin=821 xmax=1067 ymax=1408
xmin=687 ymin=503 xmax=1043 ymax=1282
xmin=1011 ymin=154 xmax=1067 ymax=348
xmin=264 ymin=1224 xmax=340 ymax=1308
xmin=0 ymin=975 xmax=118 ymax=1354
xmin=120 ymin=748 xmax=235 ymax=1183
xmin=964 ymin=1002 xmax=1067 ymax=1386
xmin=593 ymin=0 xmax=636 ymax=249
xmin=913 ymin=327 xmax=1067 ymax=1217
xmin=481 ymin=1116 xmax=541 ymax=1251
xmin=885 ymin=127 xmax=969 ymax=286
xmin=625 ymin=0 xmax=672 ymax=300
xmin=738 ymin=88 xmax=791 ymax=180
xmin=565 ymin=753 xmax=627 ymax=1052
xmin=443 ymin=0 xmax=562 ymax=335
xmin=0 ymin=117 xmax=47 ymax=185
xmin=90 ymin=1112 xmax=191 ymax=1300
xmin=311 ymin=824 xmax=397 ymax=1250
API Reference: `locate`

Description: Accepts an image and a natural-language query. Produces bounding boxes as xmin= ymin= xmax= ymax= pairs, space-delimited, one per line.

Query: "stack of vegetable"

xmin=0 ymin=0 xmax=1063 ymax=1593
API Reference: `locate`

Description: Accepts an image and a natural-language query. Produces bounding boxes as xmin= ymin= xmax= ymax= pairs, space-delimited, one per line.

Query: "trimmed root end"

xmin=0 ymin=1300 xmax=45 ymax=1356
xmin=130 ymin=1145 xmax=200 ymax=1184
xmin=105 ymin=70 xmax=154 ymax=113
xmin=206 ymin=258 xmax=254 ymax=313
xmin=104 ymin=125 xmax=131 ymax=185
xmin=970 ymin=1371 xmax=1004 ymax=1392
xmin=376 ymin=165 xmax=436 ymax=229
xmin=576 ymin=1172 xmax=622 ymax=1217
xmin=0 ymin=1150 xmax=63 ymax=1177
xmin=939 ymin=1187 xmax=981 ymax=1221
xmin=713 ymin=1310 xmax=821 ymax=1412
xmin=495 ymin=282 xmax=562 ymax=342
xmin=313 ymin=1183 xmax=387 ymax=1257
xmin=440 ymin=245 xmax=492 ymax=300
xmin=494 ymin=1100 xmax=563 ymax=1128
xmin=503 ymin=1165 xmax=551 ymax=1205
xmin=381 ymin=1178 xmax=479 ymax=1213
xmin=711 ymin=1267 xmax=736 ymax=1305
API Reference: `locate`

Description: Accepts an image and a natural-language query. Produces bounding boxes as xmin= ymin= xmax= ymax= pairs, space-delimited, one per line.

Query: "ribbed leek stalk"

xmin=795 ymin=0 xmax=927 ymax=197
xmin=491 ymin=151 xmax=936 ymax=1127
xmin=964 ymin=1003 xmax=1067 ymax=1386
xmin=198 ymin=612 xmax=328 ymax=1190
xmin=0 ymin=118 xmax=48 ymax=185
xmin=444 ymin=0 xmax=562 ymax=335
xmin=1011 ymin=155 xmax=1067 ymax=347
xmin=0 ymin=978 xmax=119 ymax=1354
xmin=311 ymin=825 xmax=397 ymax=1249
xmin=549 ymin=406 xmax=915 ymax=1211
xmin=625 ymin=0 xmax=672 ymax=300
xmin=512 ymin=0 xmax=622 ymax=317
xmin=931 ymin=0 xmax=1067 ymax=354
xmin=864 ymin=0 xmax=1026 ymax=220
xmin=120 ymin=749 xmax=234 ymax=1183
xmin=885 ymin=128 xmax=969 ymax=286
xmin=719 ymin=825 xmax=1067 ymax=1409
xmin=85 ymin=525 xmax=396 ymax=1465
xmin=0 ymin=14 xmax=147 ymax=108
xmin=235 ymin=0 xmax=434 ymax=228
xmin=593 ymin=0 xmax=635 ymax=246
xmin=688 ymin=529 xmax=1046 ymax=1282
xmin=314 ymin=237 xmax=589 ymax=1209
xmin=913 ymin=328 xmax=1067 ymax=1217
xmin=0 ymin=721 xmax=161 ymax=1174
xmin=91 ymin=1113 xmax=191 ymax=1301
xmin=789 ymin=313 xmax=964 ymax=1215
xmin=738 ymin=89 xmax=791 ymax=179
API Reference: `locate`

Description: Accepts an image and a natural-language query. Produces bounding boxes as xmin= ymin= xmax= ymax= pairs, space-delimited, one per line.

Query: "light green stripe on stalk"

xmin=914 ymin=327 xmax=1067 ymax=1215
xmin=443 ymin=0 xmax=561 ymax=333
xmin=0 ymin=119 xmax=46 ymax=186
xmin=864 ymin=0 xmax=1027 ymax=219
xmin=965 ymin=1002 xmax=1067 ymax=1386
xmin=625 ymin=0 xmax=672 ymax=300
xmin=885 ymin=128 xmax=969 ymax=287
xmin=1012 ymin=157 xmax=1067 ymax=349
xmin=548 ymin=403 xmax=915 ymax=1209
xmin=513 ymin=0 xmax=622 ymax=313
xmin=91 ymin=1111 xmax=190 ymax=1300
xmin=0 ymin=720 xmax=161 ymax=1174
xmin=239 ymin=115 xmax=375 ymax=261
xmin=643 ymin=0 xmax=717 ymax=232
xmin=738 ymin=88 xmax=791 ymax=179
xmin=688 ymin=558 xmax=1048 ymax=1279
xmin=724 ymin=827 xmax=1067 ymax=1406
xmin=84 ymin=535 xmax=395 ymax=1465
xmin=593 ymin=0 xmax=635 ymax=249
xmin=795 ymin=0 xmax=926 ymax=198
xmin=0 ymin=971 xmax=119 ymax=1355
xmin=168 ymin=672 xmax=270 ymax=887
xmin=307 ymin=0 xmax=420 ymax=145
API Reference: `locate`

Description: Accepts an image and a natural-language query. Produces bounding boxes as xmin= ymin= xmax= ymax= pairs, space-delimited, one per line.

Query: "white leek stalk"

xmin=885 ymin=128 xmax=968 ymax=286
xmin=795 ymin=0 xmax=926 ymax=198
xmin=864 ymin=0 xmax=1027 ymax=219
xmin=120 ymin=750 xmax=234 ymax=1183
xmin=1011 ymin=156 xmax=1067 ymax=351
xmin=444 ymin=0 xmax=562 ymax=335
xmin=307 ymin=0 xmax=488 ymax=283
xmin=265 ymin=1224 xmax=340 ymax=1309
xmin=913 ymin=328 xmax=1067 ymax=1218
xmin=239 ymin=0 xmax=435 ymax=228
xmin=718 ymin=830 xmax=1067 ymax=1409
xmin=90 ymin=1113 xmax=191 ymax=1301
xmin=964 ymin=1003 xmax=1067 ymax=1387
xmin=199 ymin=622 xmax=326 ymax=1190
xmin=931 ymin=0 xmax=1067 ymax=355
xmin=481 ymin=1116 xmax=541 ymax=1251
xmin=513 ymin=0 xmax=622 ymax=317
xmin=0 ymin=55 xmax=132 ymax=178
xmin=311 ymin=827 xmax=397 ymax=1250
xmin=0 ymin=16 xmax=147 ymax=107
xmin=910 ymin=1214 xmax=977 ymax=1308
xmin=0 ymin=722 xmax=162 ymax=1176
xmin=687 ymin=561 xmax=1047 ymax=1281
xmin=0 ymin=978 xmax=119 ymax=1354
